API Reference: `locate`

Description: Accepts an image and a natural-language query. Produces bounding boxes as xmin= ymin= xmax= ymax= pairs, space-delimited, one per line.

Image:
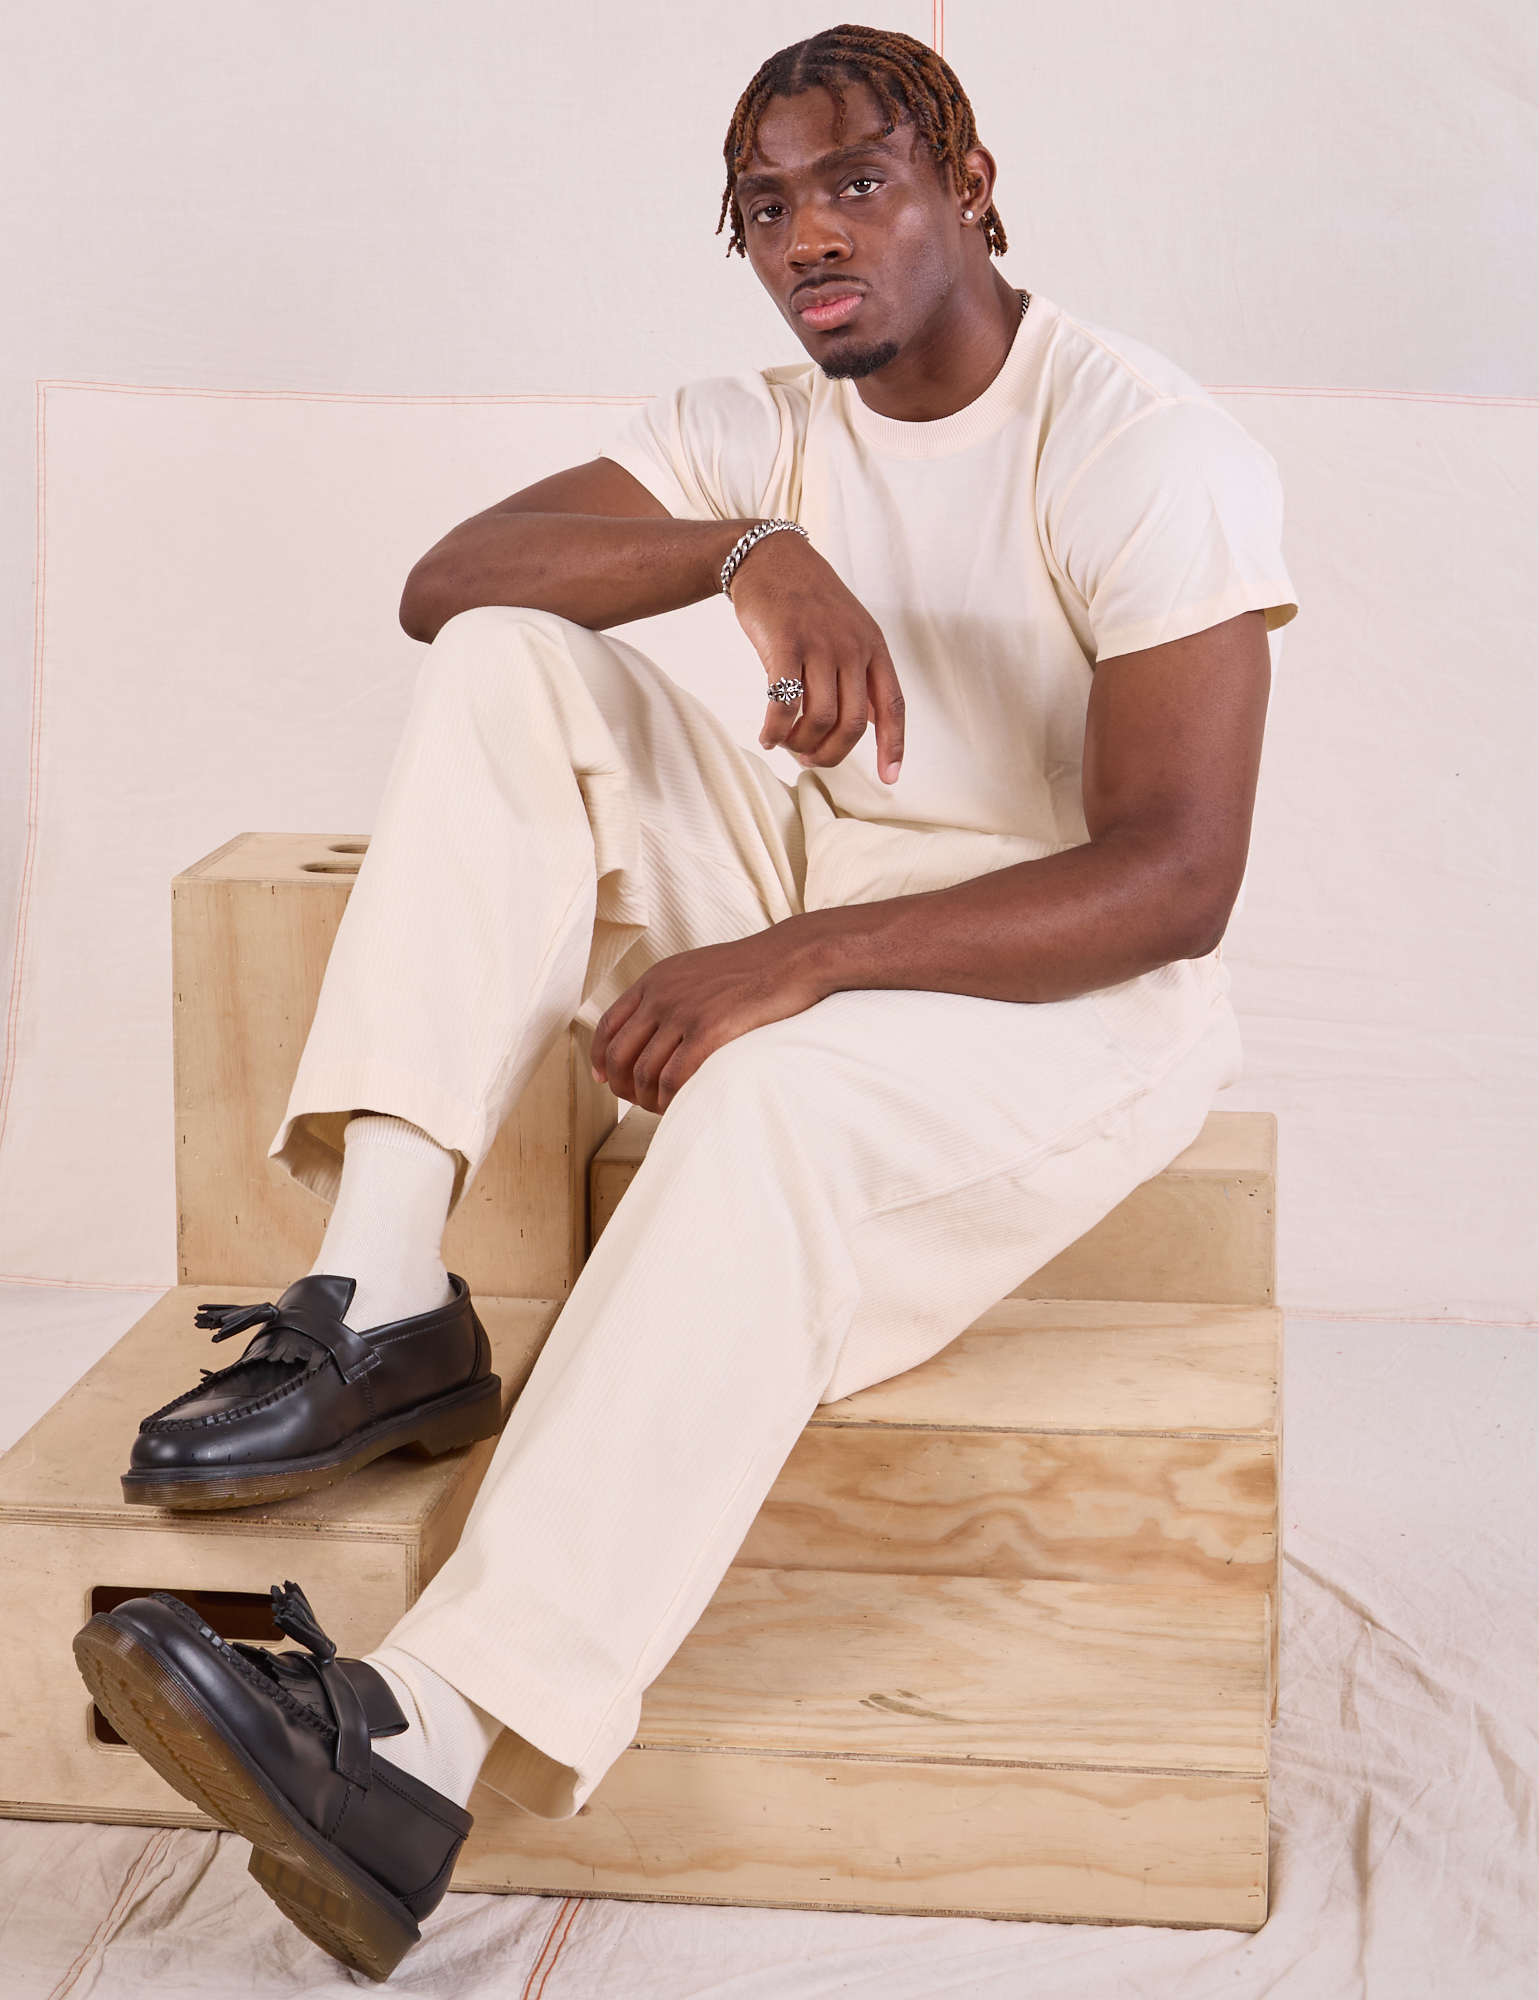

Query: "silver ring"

xmin=765 ymin=677 xmax=804 ymax=706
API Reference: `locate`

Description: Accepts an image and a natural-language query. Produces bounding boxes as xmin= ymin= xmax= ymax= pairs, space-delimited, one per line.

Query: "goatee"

xmin=820 ymin=340 xmax=900 ymax=381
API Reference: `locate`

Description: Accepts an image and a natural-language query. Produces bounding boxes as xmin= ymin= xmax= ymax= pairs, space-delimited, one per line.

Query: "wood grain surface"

xmin=459 ymin=1751 xmax=1269 ymax=1928
xmin=821 ymin=1298 xmax=1280 ymax=1434
xmin=459 ymin=1569 xmax=1270 ymax=1928
xmin=630 ymin=1568 xmax=1268 ymax=1772
xmin=743 ymin=1426 xmax=1276 ymax=1590
xmin=173 ymin=832 xmax=616 ymax=1297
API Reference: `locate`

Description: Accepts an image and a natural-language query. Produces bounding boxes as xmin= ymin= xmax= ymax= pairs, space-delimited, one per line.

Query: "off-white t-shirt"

xmin=607 ymin=293 xmax=1296 ymax=910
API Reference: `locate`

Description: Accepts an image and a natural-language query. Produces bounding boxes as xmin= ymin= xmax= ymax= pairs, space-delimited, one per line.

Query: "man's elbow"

xmin=399 ymin=560 xmax=447 ymax=645
xmin=1162 ymin=870 xmax=1242 ymax=963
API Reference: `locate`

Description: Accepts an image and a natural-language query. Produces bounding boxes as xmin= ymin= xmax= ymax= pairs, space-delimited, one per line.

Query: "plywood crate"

xmin=0 ymin=1288 xmax=558 ymax=1825
xmin=460 ymin=1567 xmax=1271 ymax=1929
xmin=174 ymin=833 xmax=617 ymax=1297
xmin=595 ymin=1108 xmax=1277 ymax=1308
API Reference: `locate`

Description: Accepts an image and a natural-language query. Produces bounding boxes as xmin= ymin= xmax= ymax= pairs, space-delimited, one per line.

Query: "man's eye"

xmin=843 ymin=178 xmax=881 ymax=196
xmin=752 ymin=203 xmax=785 ymax=225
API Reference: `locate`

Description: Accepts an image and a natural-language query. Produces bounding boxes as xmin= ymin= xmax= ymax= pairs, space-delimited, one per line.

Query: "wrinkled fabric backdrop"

xmin=1 ymin=0 xmax=1534 ymax=1320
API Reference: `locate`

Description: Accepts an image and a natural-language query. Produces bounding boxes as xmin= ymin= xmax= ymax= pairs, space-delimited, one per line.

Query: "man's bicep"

xmin=485 ymin=457 xmax=673 ymax=521
xmin=1082 ymin=611 xmax=1271 ymax=871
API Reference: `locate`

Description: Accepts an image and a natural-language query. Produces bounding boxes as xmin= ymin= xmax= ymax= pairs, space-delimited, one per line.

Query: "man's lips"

xmin=794 ymin=287 xmax=866 ymax=332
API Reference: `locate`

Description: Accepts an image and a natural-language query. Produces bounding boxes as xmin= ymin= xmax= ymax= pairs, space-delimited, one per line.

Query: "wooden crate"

xmin=594 ymin=1108 xmax=1277 ymax=1308
xmin=0 ymin=1283 xmax=1280 ymax=1835
xmin=461 ymin=1567 xmax=1271 ymax=1929
xmin=0 ymin=1287 xmax=558 ymax=1826
xmin=174 ymin=833 xmax=617 ymax=1298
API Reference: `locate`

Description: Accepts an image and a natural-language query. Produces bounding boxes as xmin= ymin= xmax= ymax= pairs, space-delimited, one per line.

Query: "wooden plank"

xmin=821 ymin=1299 xmax=1280 ymax=1436
xmin=741 ymin=1428 xmax=1276 ymax=1594
xmin=591 ymin=1109 xmax=1276 ymax=1307
xmin=620 ymin=1570 xmax=1269 ymax=1773
xmin=173 ymin=832 xmax=617 ymax=1298
xmin=460 ymin=1571 xmax=1270 ymax=1928
xmin=459 ymin=1754 xmax=1269 ymax=1928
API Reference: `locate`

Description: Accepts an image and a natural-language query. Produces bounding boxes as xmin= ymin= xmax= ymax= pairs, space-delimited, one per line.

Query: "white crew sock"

xmin=366 ymin=1646 xmax=503 ymax=1807
xmin=311 ymin=1115 xmax=456 ymax=1331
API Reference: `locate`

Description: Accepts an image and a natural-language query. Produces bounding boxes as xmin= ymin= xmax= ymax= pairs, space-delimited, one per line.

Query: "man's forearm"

xmin=400 ymin=512 xmax=756 ymax=642
xmin=589 ymin=827 xmax=1243 ymax=1111
xmin=781 ymin=828 xmax=1238 ymax=1008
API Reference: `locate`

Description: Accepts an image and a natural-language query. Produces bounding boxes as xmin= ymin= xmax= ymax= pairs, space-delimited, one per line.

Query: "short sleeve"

xmin=604 ymin=373 xmax=788 ymax=524
xmin=1046 ymin=398 xmax=1298 ymax=662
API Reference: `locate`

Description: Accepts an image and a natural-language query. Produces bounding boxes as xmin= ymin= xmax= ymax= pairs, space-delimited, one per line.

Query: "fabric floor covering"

xmin=2 ymin=1286 xmax=1534 ymax=1999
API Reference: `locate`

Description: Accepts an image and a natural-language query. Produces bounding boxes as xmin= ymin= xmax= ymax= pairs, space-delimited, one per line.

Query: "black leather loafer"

xmin=122 ymin=1274 xmax=501 ymax=1510
xmin=74 ymin=1581 xmax=470 ymax=1980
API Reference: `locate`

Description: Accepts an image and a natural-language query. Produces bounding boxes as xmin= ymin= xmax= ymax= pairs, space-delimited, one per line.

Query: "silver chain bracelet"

xmin=720 ymin=518 xmax=808 ymax=597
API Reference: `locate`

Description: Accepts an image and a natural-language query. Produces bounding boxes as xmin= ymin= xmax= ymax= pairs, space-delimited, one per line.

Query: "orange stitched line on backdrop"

xmin=932 ymin=0 xmax=945 ymax=55
xmin=521 ymin=1897 xmax=583 ymax=2000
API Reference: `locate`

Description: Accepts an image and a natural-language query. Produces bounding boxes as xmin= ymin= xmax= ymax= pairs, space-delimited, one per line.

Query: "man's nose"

xmin=785 ymin=198 xmax=851 ymax=269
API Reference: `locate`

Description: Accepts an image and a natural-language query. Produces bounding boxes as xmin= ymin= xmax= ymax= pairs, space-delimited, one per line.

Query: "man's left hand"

xmin=591 ymin=928 xmax=824 ymax=1113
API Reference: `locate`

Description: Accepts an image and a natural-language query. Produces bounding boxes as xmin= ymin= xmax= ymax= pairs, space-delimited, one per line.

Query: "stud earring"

xmin=963 ymin=208 xmax=974 ymax=219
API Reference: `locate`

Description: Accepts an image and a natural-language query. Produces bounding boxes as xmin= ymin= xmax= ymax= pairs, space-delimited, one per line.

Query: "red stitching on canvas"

xmin=521 ymin=1897 xmax=583 ymax=2000
xmin=932 ymin=0 xmax=945 ymax=55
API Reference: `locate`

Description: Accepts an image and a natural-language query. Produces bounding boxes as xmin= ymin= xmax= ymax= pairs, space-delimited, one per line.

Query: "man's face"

xmin=735 ymin=82 xmax=968 ymax=380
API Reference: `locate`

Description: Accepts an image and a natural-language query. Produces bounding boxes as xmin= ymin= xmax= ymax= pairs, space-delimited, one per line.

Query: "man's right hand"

xmin=399 ymin=455 xmax=902 ymax=782
xmin=729 ymin=531 xmax=905 ymax=784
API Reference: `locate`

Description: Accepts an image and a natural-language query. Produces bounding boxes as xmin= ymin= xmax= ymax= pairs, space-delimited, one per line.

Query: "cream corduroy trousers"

xmin=272 ymin=606 xmax=1242 ymax=1816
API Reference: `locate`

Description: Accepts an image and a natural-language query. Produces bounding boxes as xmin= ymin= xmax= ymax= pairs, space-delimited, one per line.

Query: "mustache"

xmin=790 ymin=275 xmax=868 ymax=305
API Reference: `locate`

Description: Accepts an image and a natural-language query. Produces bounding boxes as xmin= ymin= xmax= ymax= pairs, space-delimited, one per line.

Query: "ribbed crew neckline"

xmin=842 ymin=293 xmax=1057 ymax=460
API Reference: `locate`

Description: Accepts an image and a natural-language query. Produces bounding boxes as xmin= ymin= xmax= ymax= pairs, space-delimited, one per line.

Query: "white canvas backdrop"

xmin=1 ymin=0 xmax=1535 ymax=1318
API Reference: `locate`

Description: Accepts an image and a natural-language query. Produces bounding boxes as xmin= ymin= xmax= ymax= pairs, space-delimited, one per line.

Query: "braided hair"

xmin=719 ymin=23 xmax=1007 ymax=259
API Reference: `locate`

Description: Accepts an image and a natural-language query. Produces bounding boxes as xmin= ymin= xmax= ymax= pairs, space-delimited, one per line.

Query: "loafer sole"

xmin=121 ymin=1371 xmax=503 ymax=1511
xmin=74 ymin=1614 xmax=418 ymax=1981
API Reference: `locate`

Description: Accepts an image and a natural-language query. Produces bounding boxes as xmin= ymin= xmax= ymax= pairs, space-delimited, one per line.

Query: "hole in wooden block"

xmin=300 ymin=861 xmax=361 ymax=874
xmin=328 ymin=841 xmax=369 ymax=854
xmin=88 ymin=1586 xmax=281 ymax=1747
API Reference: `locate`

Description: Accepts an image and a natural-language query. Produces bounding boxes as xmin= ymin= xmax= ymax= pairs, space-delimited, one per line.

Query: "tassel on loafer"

xmin=122 ymin=1273 xmax=502 ymax=1510
xmin=74 ymin=1580 xmax=472 ymax=1980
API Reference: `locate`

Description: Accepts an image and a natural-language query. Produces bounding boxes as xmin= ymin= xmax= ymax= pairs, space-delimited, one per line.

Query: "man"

xmin=75 ymin=24 xmax=1295 ymax=1979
